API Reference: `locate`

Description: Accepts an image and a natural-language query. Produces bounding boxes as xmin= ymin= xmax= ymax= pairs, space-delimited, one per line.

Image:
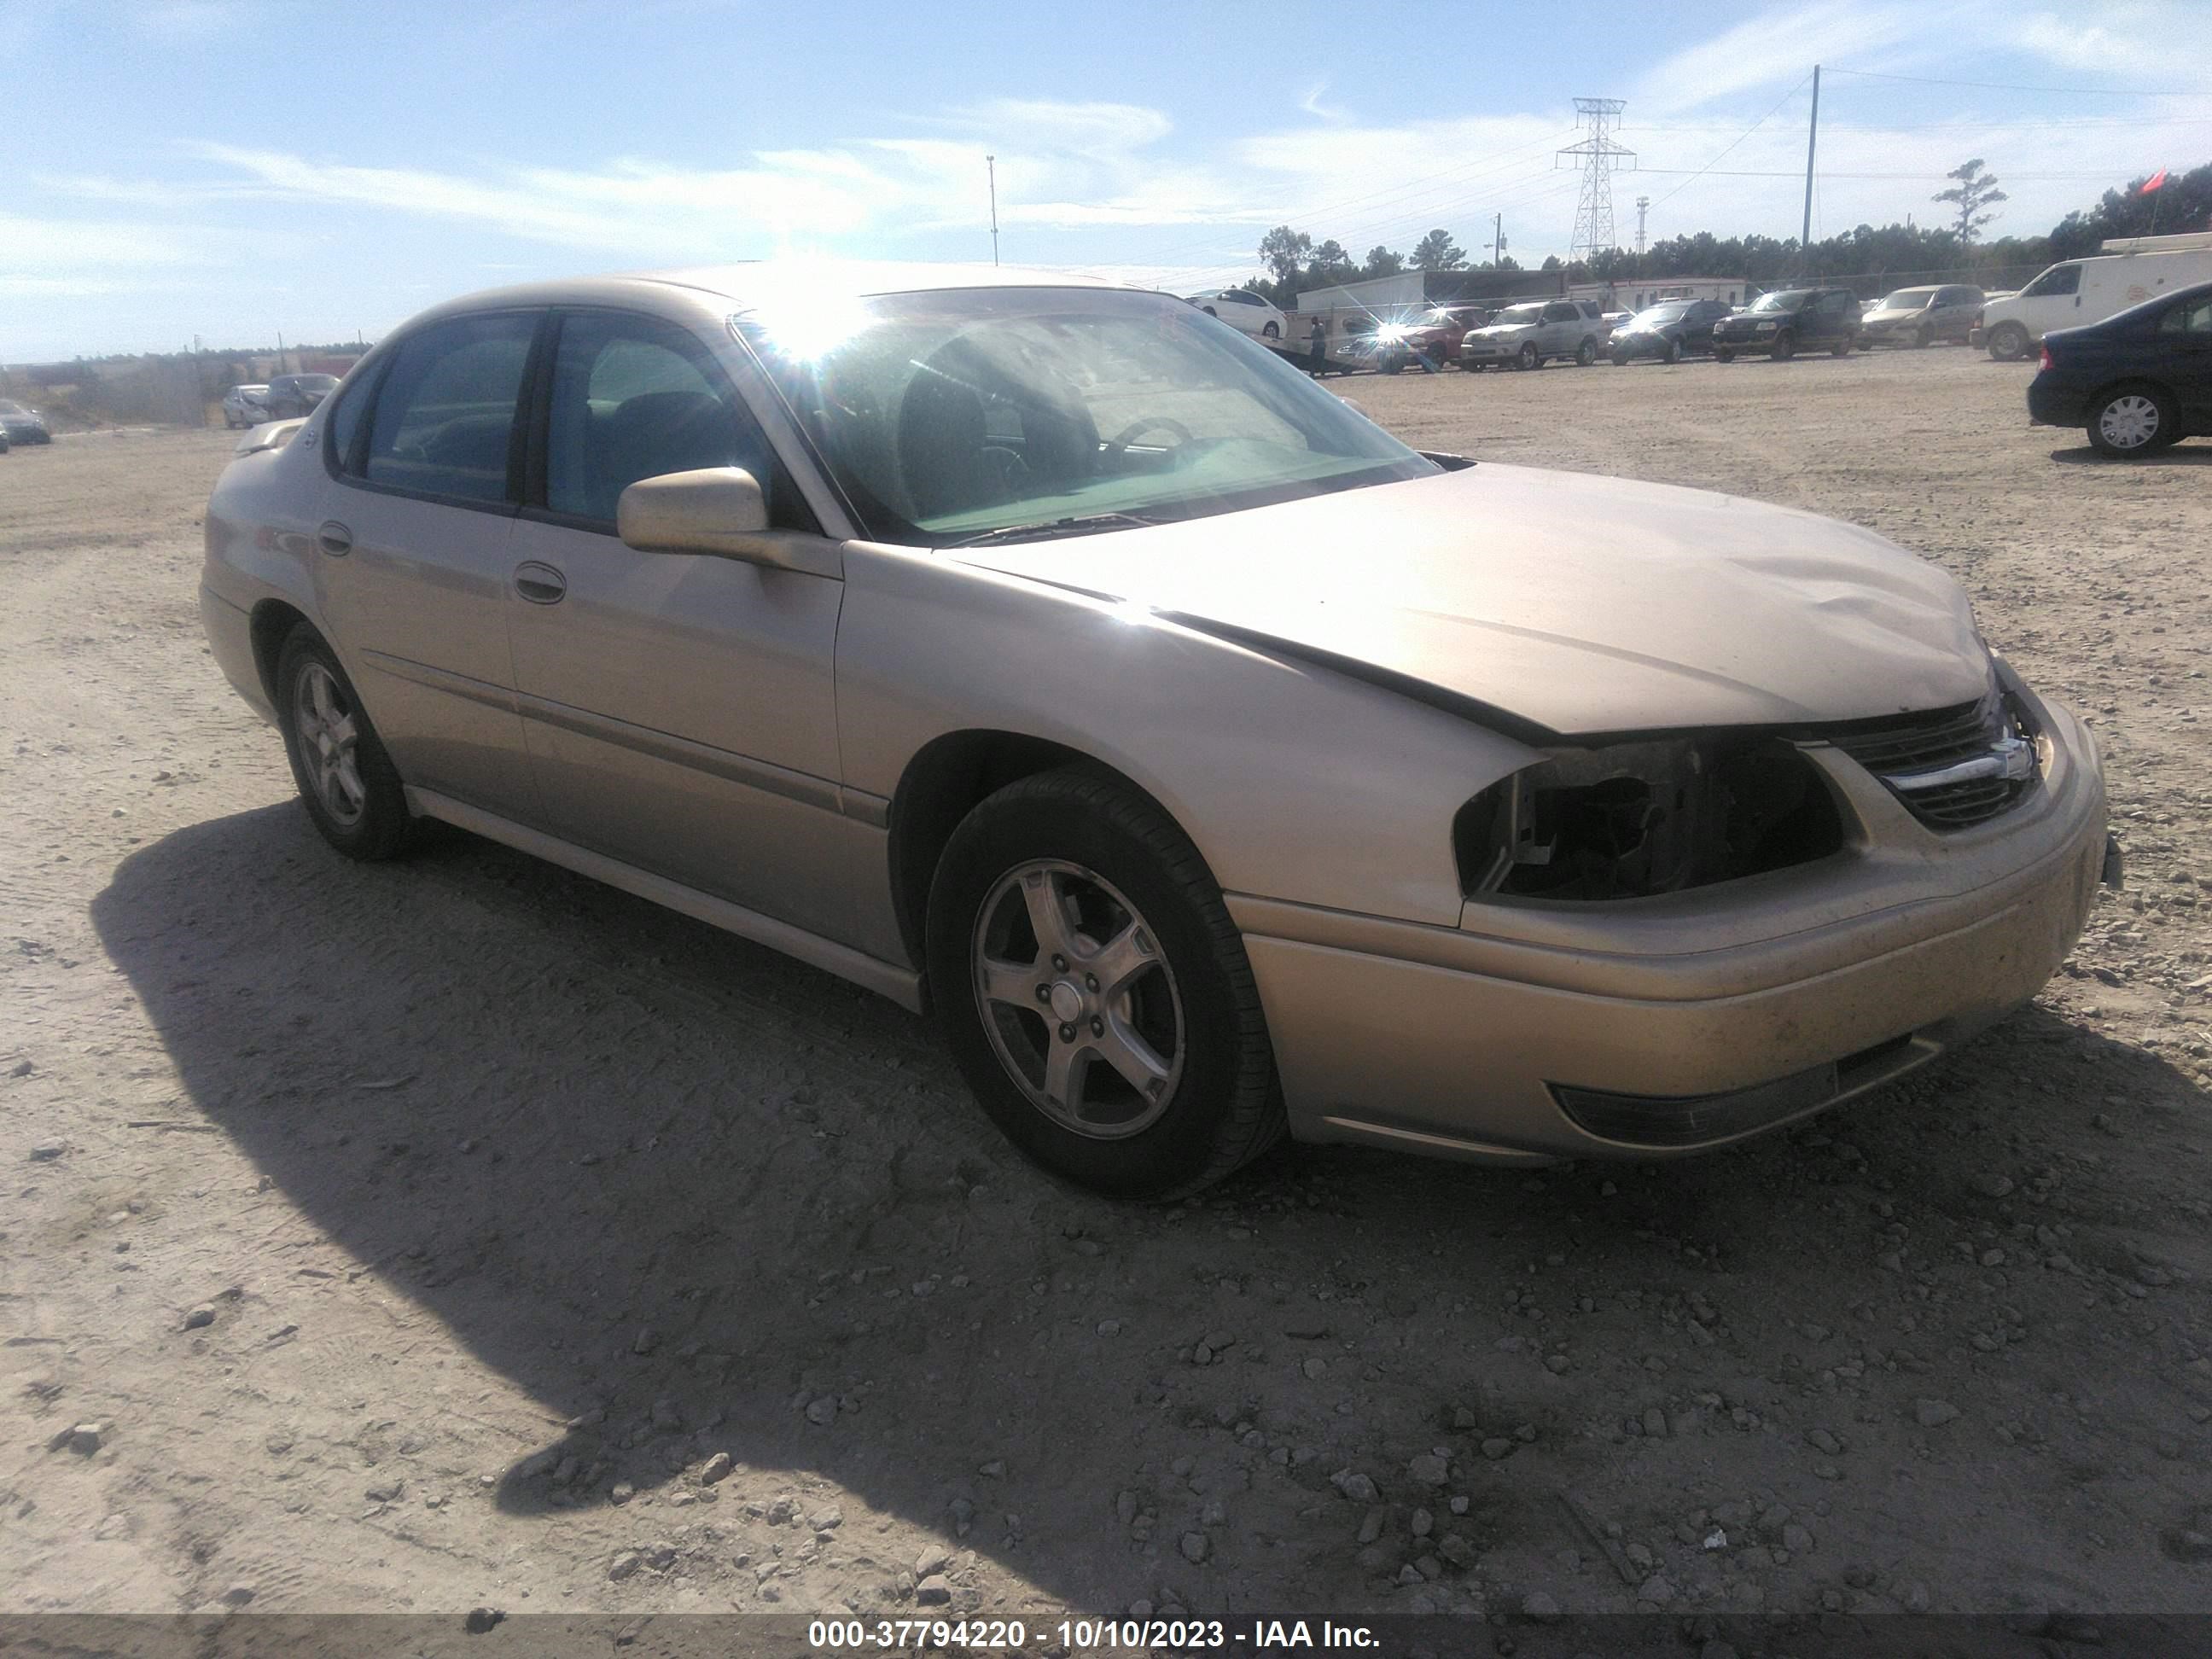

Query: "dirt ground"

xmin=6 ymin=347 xmax=2212 ymax=1630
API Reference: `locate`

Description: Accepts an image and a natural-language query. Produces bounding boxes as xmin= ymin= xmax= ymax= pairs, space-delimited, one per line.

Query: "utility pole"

xmin=1801 ymin=64 xmax=1821 ymax=271
xmin=987 ymin=154 xmax=999 ymax=267
xmin=1559 ymin=97 xmax=1635 ymax=263
xmin=1635 ymin=195 xmax=1650 ymax=256
xmin=1493 ymin=212 xmax=1503 ymax=266
xmin=276 ymin=330 xmax=288 ymax=375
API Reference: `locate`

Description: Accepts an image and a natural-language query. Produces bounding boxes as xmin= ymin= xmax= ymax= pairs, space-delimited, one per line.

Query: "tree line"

xmin=1237 ymin=160 xmax=2212 ymax=307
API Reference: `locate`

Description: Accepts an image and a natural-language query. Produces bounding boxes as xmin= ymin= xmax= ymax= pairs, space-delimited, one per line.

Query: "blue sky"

xmin=6 ymin=0 xmax=2209 ymax=358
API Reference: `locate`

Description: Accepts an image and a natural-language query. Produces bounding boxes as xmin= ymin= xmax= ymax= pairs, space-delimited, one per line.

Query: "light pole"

xmin=987 ymin=154 xmax=999 ymax=267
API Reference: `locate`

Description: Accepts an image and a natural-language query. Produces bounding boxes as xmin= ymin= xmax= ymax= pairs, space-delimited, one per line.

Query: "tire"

xmin=1856 ymin=338 xmax=1873 ymax=352
xmin=275 ymin=627 xmax=416 ymax=861
xmin=2085 ymin=384 xmax=2178 ymax=458
xmin=1714 ymin=347 xmax=1735 ymax=363
xmin=1262 ymin=321 xmax=1280 ymax=339
xmin=1381 ymin=354 xmax=1404 ymax=375
xmin=1517 ymin=342 xmax=1540 ymax=370
xmin=1770 ymin=329 xmax=1796 ymax=363
xmin=1610 ymin=348 xmax=1630 ymax=366
xmin=1575 ymin=337 xmax=1596 ymax=366
xmin=926 ymin=770 xmax=1283 ymax=1199
xmin=1663 ymin=337 xmax=1681 ymax=364
xmin=1988 ymin=323 xmax=2029 ymax=362
xmin=1830 ymin=335 xmax=1852 ymax=357
xmin=1913 ymin=325 xmax=1933 ymax=349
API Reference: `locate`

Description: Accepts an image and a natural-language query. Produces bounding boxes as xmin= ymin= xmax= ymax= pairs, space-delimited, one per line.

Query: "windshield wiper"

xmin=946 ymin=512 xmax=1167 ymax=548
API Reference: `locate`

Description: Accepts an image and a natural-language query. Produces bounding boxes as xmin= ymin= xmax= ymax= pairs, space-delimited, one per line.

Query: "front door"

xmin=503 ymin=308 xmax=855 ymax=943
xmin=2016 ymin=263 xmax=2084 ymax=340
xmin=316 ymin=309 xmax=541 ymax=816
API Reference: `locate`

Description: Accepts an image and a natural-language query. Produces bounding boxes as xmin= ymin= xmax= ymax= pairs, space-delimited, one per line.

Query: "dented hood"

xmin=958 ymin=462 xmax=1990 ymax=736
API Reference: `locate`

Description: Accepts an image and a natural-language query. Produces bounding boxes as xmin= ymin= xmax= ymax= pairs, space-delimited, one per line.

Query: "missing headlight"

xmin=1455 ymin=736 xmax=1845 ymax=901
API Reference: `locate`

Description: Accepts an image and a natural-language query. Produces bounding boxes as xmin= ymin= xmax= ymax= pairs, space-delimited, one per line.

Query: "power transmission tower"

xmin=1557 ymin=98 xmax=1635 ymax=262
xmin=1635 ymin=195 xmax=1650 ymax=256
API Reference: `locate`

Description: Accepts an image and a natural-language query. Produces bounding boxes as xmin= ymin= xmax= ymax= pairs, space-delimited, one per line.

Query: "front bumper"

xmin=1233 ymin=680 xmax=2109 ymax=1164
xmin=1460 ymin=335 xmax=1533 ymax=363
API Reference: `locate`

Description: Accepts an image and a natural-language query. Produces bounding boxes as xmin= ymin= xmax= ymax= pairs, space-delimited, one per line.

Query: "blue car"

xmin=2029 ymin=280 xmax=2212 ymax=457
xmin=0 ymin=399 xmax=51 ymax=445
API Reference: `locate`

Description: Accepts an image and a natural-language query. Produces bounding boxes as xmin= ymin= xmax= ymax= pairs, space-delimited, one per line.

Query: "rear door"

xmin=503 ymin=306 xmax=857 ymax=942
xmin=316 ymin=310 xmax=542 ymax=815
xmin=2157 ymin=294 xmax=2212 ymax=423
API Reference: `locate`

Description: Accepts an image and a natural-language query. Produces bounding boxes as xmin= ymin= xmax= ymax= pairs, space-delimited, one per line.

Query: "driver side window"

xmin=2025 ymin=265 xmax=2081 ymax=298
xmin=541 ymin=311 xmax=810 ymax=532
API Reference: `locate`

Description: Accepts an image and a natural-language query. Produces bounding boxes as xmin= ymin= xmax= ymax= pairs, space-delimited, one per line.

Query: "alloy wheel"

xmin=294 ymin=661 xmax=367 ymax=825
xmin=969 ymin=859 xmax=1185 ymax=1140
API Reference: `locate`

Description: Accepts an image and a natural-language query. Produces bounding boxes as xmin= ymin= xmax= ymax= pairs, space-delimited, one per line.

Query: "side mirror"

xmin=615 ymin=467 xmax=841 ymax=579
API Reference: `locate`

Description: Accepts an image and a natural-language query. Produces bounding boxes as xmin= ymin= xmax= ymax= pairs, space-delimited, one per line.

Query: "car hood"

xmin=1862 ymin=307 xmax=1918 ymax=323
xmin=1470 ymin=322 xmax=1540 ymax=337
xmin=956 ymin=463 xmax=1988 ymax=736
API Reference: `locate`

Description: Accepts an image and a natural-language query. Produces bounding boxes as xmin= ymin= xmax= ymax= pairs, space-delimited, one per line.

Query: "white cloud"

xmin=1632 ymin=0 xmax=1921 ymax=114
xmin=0 ymin=212 xmax=203 ymax=271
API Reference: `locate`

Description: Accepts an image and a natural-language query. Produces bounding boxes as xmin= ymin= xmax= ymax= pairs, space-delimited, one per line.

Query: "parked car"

xmin=200 ymin=262 xmax=2111 ymax=1197
xmin=1856 ymin=285 xmax=1983 ymax=349
xmin=0 ymin=398 xmax=53 ymax=444
xmin=1458 ymin=299 xmax=1607 ymax=370
xmin=1599 ymin=311 xmax=1634 ymax=336
xmin=224 ymin=385 xmax=272 ymax=428
xmin=2028 ymin=279 xmax=2212 ymax=457
xmin=1976 ymin=232 xmax=2212 ymax=361
xmin=0 ymin=426 xmax=9 ymax=455
xmin=1185 ymin=288 xmax=1288 ymax=341
xmin=1609 ymin=299 xmax=1734 ymax=364
xmin=1712 ymin=288 xmax=1861 ymax=361
xmin=1366 ymin=305 xmax=1491 ymax=373
xmin=263 ymin=373 xmax=340 ymax=419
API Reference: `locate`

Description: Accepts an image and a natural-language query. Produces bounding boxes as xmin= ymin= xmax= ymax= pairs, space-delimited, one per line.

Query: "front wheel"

xmin=275 ymin=628 xmax=416 ymax=860
xmin=1517 ymin=342 xmax=1540 ymax=370
xmin=1770 ymin=329 xmax=1796 ymax=363
xmin=1988 ymin=323 xmax=2029 ymax=362
xmin=1913 ymin=325 xmax=1933 ymax=348
xmin=2087 ymin=385 xmax=2177 ymax=457
xmin=1663 ymin=337 xmax=1682 ymax=364
xmin=1714 ymin=347 xmax=1735 ymax=363
xmin=927 ymin=771 xmax=1283 ymax=1198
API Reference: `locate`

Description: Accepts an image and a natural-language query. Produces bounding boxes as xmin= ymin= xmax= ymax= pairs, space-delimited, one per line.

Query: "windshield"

xmin=738 ymin=286 xmax=1433 ymax=547
xmin=1876 ymin=288 xmax=1938 ymax=311
xmin=1633 ymin=305 xmax=1690 ymax=324
xmin=1749 ymin=290 xmax=1810 ymax=312
xmin=1489 ymin=304 xmax=1545 ymax=326
xmin=0 ymin=400 xmax=26 ymax=414
xmin=298 ymin=375 xmax=339 ymax=390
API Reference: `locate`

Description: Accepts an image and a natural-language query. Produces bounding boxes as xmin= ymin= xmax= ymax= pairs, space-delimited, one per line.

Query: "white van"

xmin=1976 ymin=231 xmax=2212 ymax=360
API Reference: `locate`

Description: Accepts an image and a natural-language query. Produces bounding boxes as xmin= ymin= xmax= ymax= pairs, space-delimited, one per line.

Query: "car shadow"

xmin=2050 ymin=444 xmax=2212 ymax=465
xmin=90 ymin=803 xmax=2209 ymax=1610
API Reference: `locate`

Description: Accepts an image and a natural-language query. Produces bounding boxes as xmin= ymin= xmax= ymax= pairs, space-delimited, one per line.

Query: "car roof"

xmin=439 ymin=260 xmax=1130 ymax=315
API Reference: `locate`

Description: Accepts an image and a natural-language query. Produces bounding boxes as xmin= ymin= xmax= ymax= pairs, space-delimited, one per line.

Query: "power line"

xmin=1649 ymin=72 xmax=1812 ymax=208
xmin=1821 ymin=66 xmax=2170 ymax=96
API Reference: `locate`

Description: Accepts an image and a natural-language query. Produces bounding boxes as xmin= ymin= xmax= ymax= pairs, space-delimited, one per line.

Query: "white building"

xmin=1570 ymin=276 xmax=1749 ymax=311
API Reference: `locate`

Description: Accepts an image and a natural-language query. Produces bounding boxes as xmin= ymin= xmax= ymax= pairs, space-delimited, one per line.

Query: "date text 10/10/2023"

xmin=805 ymin=1618 xmax=1381 ymax=1650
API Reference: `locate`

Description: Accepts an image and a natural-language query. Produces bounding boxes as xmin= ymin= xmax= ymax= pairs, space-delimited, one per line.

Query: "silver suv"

xmin=1458 ymin=299 xmax=1607 ymax=370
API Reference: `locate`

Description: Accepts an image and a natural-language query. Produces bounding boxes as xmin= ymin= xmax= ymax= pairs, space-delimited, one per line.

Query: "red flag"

xmin=2142 ymin=168 xmax=2169 ymax=193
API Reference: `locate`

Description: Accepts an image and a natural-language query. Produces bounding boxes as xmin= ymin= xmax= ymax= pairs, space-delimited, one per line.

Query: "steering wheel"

xmin=1104 ymin=416 xmax=1196 ymax=458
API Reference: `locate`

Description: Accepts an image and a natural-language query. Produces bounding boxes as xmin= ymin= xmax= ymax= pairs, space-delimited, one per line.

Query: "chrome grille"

xmin=1825 ymin=690 xmax=2036 ymax=830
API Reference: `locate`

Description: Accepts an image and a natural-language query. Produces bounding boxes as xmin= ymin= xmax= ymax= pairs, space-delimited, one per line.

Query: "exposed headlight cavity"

xmin=1455 ymin=736 xmax=1846 ymax=901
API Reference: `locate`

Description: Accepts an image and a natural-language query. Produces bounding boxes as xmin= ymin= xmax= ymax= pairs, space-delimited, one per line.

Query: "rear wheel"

xmin=1714 ymin=347 xmax=1735 ymax=363
xmin=1575 ymin=337 xmax=1596 ymax=366
xmin=275 ymin=628 xmax=416 ymax=860
xmin=927 ymin=771 xmax=1283 ymax=1198
xmin=1830 ymin=335 xmax=1852 ymax=357
xmin=1262 ymin=321 xmax=1280 ymax=339
xmin=2086 ymin=385 xmax=2177 ymax=458
xmin=1988 ymin=323 xmax=2029 ymax=362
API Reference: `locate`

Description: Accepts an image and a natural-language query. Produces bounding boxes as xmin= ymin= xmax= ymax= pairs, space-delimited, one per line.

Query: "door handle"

xmin=514 ymin=561 xmax=568 ymax=604
xmin=316 ymin=521 xmax=352 ymax=556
